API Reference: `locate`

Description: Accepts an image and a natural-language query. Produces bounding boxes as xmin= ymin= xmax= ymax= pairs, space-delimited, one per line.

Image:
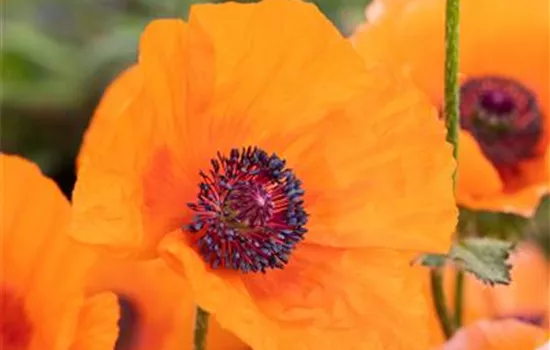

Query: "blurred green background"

xmin=1 ymin=0 xmax=372 ymax=198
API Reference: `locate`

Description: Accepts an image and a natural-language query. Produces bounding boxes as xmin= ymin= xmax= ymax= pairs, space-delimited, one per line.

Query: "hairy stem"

xmin=444 ymin=0 xmax=460 ymax=175
xmin=432 ymin=0 xmax=462 ymax=339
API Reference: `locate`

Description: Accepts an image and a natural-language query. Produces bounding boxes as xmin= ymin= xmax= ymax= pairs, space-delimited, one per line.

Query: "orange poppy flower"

xmin=352 ymin=0 xmax=550 ymax=216
xmin=86 ymin=258 xmax=249 ymax=350
xmin=441 ymin=319 xmax=548 ymax=350
xmin=0 ymin=154 xmax=119 ymax=350
xmin=70 ymin=0 xmax=457 ymax=348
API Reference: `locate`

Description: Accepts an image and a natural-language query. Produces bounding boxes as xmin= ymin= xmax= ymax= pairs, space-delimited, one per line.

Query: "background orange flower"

xmin=352 ymin=0 xmax=550 ymax=216
xmin=0 ymin=154 xmax=119 ymax=350
xmin=441 ymin=319 xmax=548 ymax=350
xmin=86 ymin=258 xmax=249 ymax=350
xmin=425 ymin=242 xmax=550 ymax=347
xmin=443 ymin=242 xmax=549 ymax=327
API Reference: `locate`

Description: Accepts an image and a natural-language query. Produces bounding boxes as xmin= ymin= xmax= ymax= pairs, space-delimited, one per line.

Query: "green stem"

xmin=453 ymin=270 xmax=464 ymax=328
xmin=444 ymin=0 xmax=460 ymax=178
xmin=193 ymin=307 xmax=210 ymax=350
xmin=432 ymin=0 xmax=461 ymax=339
xmin=430 ymin=269 xmax=455 ymax=338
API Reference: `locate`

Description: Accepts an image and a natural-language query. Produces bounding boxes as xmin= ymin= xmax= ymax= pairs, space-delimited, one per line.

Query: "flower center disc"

xmin=459 ymin=76 xmax=543 ymax=168
xmin=185 ymin=147 xmax=308 ymax=273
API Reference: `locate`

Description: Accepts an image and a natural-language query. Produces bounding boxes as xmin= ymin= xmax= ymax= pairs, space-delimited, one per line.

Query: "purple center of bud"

xmin=185 ymin=147 xmax=308 ymax=273
xmin=460 ymin=76 xmax=543 ymax=169
xmin=480 ymin=90 xmax=515 ymax=115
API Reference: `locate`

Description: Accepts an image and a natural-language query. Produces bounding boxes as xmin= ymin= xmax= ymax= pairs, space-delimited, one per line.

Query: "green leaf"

xmin=413 ymin=253 xmax=448 ymax=268
xmin=449 ymin=238 xmax=514 ymax=286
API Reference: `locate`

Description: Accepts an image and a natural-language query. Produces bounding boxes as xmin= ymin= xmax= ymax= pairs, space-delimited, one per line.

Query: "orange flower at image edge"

xmin=71 ymin=0 xmax=457 ymax=349
xmin=0 ymin=154 xmax=119 ymax=350
xmin=352 ymin=0 xmax=550 ymax=216
xmin=441 ymin=319 xmax=548 ymax=350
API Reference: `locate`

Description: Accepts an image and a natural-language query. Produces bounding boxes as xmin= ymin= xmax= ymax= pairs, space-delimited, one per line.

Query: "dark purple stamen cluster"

xmin=460 ymin=76 xmax=543 ymax=167
xmin=185 ymin=146 xmax=308 ymax=273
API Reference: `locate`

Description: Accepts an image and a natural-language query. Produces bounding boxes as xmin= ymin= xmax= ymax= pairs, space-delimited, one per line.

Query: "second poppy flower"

xmin=352 ymin=0 xmax=549 ymax=216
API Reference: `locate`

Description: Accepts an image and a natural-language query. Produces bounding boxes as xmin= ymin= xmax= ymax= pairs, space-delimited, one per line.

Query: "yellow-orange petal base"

xmin=0 ymin=154 xmax=119 ymax=350
xmin=71 ymin=0 xmax=457 ymax=349
xmin=352 ymin=0 xmax=550 ymax=216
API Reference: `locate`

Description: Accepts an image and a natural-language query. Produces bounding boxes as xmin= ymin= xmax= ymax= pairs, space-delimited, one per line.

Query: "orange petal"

xmin=72 ymin=65 xmax=150 ymax=256
xmin=188 ymin=0 xmax=369 ymax=134
xmin=460 ymin=184 xmax=549 ymax=217
xmin=0 ymin=154 xmax=119 ymax=350
xmin=77 ymin=66 xmax=143 ymax=170
xmin=68 ymin=292 xmax=120 ymax=350
xmin=456 ymin=131 xmax=547 ymax=217
xmin=456 ymin=131 xmax=503 ymax=202
xmin=298 ymin=71 xmax=456 ymax=253
xmin=489 ymin=243 xmax=550 ymax=321
xmin=442 ymin=319 xmax=548 ymax=350
xmin=180 ymin=0 xmax=373 ymax=179
xmin=160 ymin=231 xmax=438 ymax=350
xmin=352 ymin=0 xmax=446 ymax=103
xmin=71 ymin=63 xmax=190 ymax=258
xmin=1 ymin=154 xmax=71 ymax=291
xmin=138 ymin=20 xmax=188 ymax=133
xmin=87 ymin=258 xmax=247 ymax=350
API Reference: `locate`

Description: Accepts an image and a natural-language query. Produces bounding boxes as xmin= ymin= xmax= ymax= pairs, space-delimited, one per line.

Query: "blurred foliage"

xmin=457 ymin=207 xmax=530 ymax=241
xmin=457 ymin=198 xmax=550 ymax=254
xmin=1 ymin=0 xmax=371 ymax=194
xmin=525 ymin=195 xmax=550 ymax=259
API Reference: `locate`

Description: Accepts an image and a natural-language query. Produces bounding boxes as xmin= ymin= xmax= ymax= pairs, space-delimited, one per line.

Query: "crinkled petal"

xmin=293 ymin=69 xmax=456 ymax=253
xmin=160 ymin=230 xmax=436 ymax=350
xmin=71 ymin=63 xmax=189 ymax=257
